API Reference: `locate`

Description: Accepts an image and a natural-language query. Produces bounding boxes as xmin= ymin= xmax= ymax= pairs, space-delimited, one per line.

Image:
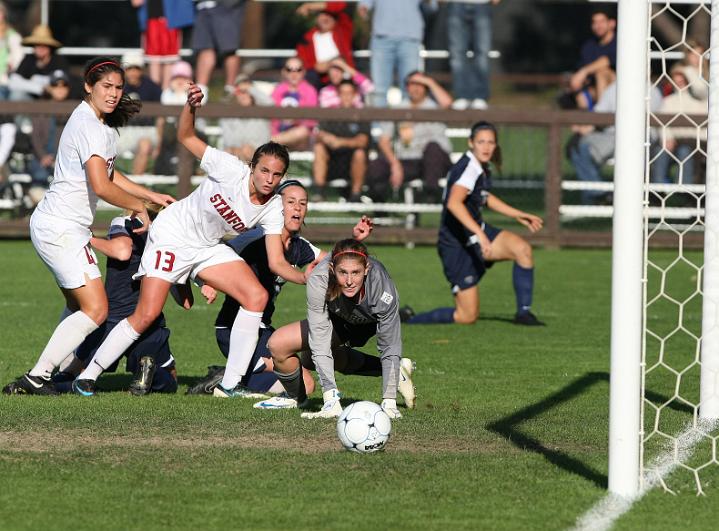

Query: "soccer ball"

xmin=336 ymin=401 xmax=392 ymax=453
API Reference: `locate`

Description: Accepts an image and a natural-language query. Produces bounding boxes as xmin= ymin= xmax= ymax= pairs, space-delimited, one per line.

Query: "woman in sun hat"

xmin=8 ymin=24 xmax=68 ymax=100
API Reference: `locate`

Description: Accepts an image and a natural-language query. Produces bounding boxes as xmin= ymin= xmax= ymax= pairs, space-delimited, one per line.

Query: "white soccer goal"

xmin=609 ymin=0 xmax=719 ymax=497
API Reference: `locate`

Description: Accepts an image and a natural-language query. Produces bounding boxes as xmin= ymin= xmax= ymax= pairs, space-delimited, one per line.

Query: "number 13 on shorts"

xmin=154 ymin=250 xmax=176 ymax=272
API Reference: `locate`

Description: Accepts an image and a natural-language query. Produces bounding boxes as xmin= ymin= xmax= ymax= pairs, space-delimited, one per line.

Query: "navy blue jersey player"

xmin=402 ymin=121 xmax=545 ymax=326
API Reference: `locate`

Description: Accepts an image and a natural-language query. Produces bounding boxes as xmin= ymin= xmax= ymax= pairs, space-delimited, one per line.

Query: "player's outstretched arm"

xmin=90 ymin=234 xmax=132 ymax=261
xmin=177 ymin=83 xmax=209 ymax=161
xmin=170 ymin=280 xmax=194 ymax=310
xmin=486 ymin=194 xmax=543 ymax=233
xmin=113 ymin=170 xmax=175 ymax=208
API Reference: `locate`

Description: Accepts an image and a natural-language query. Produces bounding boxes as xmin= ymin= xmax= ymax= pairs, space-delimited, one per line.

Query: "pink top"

xmin=271 ymin=80 xmax=318 ymax=135
xmin=318 ymin=71 xmax=374 ymax=109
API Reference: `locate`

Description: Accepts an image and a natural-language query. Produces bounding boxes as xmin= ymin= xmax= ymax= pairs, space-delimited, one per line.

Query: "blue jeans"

xmin=652 ymin=143 xmax=696 ymax=185
xmin=448 ymin=3 xmax=492 ymax=101
xmin=369 ymin=35 xmax=421 ymax=107
xmin=569 ymin=139 xmax=604 ymax=205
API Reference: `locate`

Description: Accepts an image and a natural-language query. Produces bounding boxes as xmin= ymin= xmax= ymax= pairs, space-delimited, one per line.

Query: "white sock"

xmin=29 ymin=311 xmax=99 ymax=379
xmin=56 ymin=307 xmax=77 ymax=371
xmin=221 ymin=308 xmax=263 ymax=390
xmin=77 ymin=319 xmax=140 ymax=381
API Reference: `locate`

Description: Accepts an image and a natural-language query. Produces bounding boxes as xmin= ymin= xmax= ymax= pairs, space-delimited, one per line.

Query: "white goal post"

xmin=610 ymin=0 xmax=719 ymax=497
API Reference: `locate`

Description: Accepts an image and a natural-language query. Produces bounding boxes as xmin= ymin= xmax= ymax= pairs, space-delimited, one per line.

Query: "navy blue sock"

xmin=407 ymin=307 xmax=455 ymax=324
xmin=513 ymin=263 xmax=534 ymax=315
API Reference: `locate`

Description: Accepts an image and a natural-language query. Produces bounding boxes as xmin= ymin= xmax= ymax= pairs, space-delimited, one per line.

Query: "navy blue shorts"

xmin=438 ymin=223 xmax=502 ymax=293
xmin=77 ymin=320 xmax=174 ymax=374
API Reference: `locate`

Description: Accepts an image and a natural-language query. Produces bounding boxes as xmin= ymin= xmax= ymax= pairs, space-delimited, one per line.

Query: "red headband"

xmin=333 ymin=250 xmax=367 ymax=260
xmin=87 ymin=61 xmax=120 ymax=77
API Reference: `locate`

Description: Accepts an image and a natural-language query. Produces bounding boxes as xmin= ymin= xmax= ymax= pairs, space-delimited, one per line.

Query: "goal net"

xmin=639 ymin=0 xmax=717 ymax=495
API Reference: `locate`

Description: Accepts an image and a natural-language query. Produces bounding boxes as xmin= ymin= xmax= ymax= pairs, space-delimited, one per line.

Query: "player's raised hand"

xmin=147 ymin=191 xmax=175 ymax=208
xmin=352 ymin=216 xmax=374 ymax=241
xmin=201 ymin=284 xmax=217 ymax=304
xmin=186 ymin=83 xmax=204 ymax=108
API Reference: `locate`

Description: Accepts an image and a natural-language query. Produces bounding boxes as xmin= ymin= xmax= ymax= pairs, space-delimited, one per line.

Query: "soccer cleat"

xmin=399 ymin=305 xmax=416 ymax=323
xmin=51 ymin=371 xmax=77 ymax=383
xmin=213 ymin=384 xmax=268 ymax=399
xmin=301 ymin=389 xmax=342 ymax=419
xmin=398 ymin=358 xmax=416 ymax=409
xmin=129 ymin=356 xmax=156 ymax=396
xmin=3 ymin=373 xmax=58 ymax=396
xmin=381 ymin=399 xmax=403 ymax=419
xmin=72 ymin=378 xmax=96 ymax=397
xmin=513 ymin=311 xmax=546 ymax=326
xmin=253 ymin=393 xmax=298 ymax=410
xmin=185 ymin=365 xmax=225 ymax=395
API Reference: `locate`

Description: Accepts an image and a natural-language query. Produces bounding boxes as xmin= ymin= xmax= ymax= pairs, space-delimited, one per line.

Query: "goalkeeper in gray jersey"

xmin=298 ymin=239 xmax=408 ymax=419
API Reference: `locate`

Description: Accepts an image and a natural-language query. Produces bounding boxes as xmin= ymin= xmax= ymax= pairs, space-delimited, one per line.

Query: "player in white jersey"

xmin=3 ymin=57 xmax=174 ymax=396
xmin=73 ymin=83 xmax=311 ymax=397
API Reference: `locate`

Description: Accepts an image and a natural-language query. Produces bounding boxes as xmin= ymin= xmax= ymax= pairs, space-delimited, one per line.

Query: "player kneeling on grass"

xmin=271 ymin=239 xmax=414 ymax=419
xmin=50 ymin=204 xmax=188 ymax=395
xmin=400 ymin=121 xmax=545 ymax=326
xmin=71 ymin=83 xmax=309 ymax=397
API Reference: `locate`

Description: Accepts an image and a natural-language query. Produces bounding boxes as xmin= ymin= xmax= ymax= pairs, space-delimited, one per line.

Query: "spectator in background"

xmin=295 ymin=2 xmax=353 ymax=89
xmin=568 ymin=81 xmax=662 ymax=204
xmin=313 ymin=80 xmax=370 ymax=202
xmin=271 ymin=57 xmax=318 ymax=150
xmin=0 ymin=2 xmax=23 ymax=100
xmin=131 ymin=0 xmax=194 ymax=89
xmin=160 ymin=60 xmax=193 ymax=105
xmin=8 ymin=25 xmax=68 ymax=101
xmin=192 ymin=0 xmax=245 ymax=101
xmin=153 ymin=60 xmax=194 ymax=176
xmin=0 ymin=115 xmax=16 ymax=183
xmin=567 ymin=7 xmax=617 ymax=110
xmin=28 ymin=69 xmax=70 ymax=189
xmin=448 ymin=0 xmax=500 ymax=111
xmin=119 ymin=51 xmax=163 ymax=176
xmin=367 ymin=71 xmax=452 ymax=202
xmin=319 ymin=58 xmax=373 ymax=108
xmin=358 ymin=0 xmax=437 ymax=107
xmin=652 ymin=62 xmax=707 ymax=186
xmin=220 ymin=74 xmax=271 ymax=162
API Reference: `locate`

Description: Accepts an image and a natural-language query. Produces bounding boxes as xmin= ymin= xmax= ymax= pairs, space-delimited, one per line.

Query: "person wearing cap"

xmin=219 ymin=73 xmax=271 ymax=163
xmin=8 ymin=24 xmax=68 ymax=101
xmin=318 ymin=57 xmax=373 ymax=109
xmin=117 ymin=51 xmax=163 ymax=176
xmin=154 ymin=60 xmax=194 ymax=176
xmin=295 ymin=2 xmax=353 ymax=89
xmin=160 ymin=60 xmax=194 ymax=105
xmin=0 ymin=2 xmax=23 ymax=100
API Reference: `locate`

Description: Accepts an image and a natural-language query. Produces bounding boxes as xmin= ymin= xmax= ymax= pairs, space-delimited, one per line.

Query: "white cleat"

xmin=399 ymin=358 xmax=416 ymax=409
xmin=301 ymin=389 xmax=342 ymax=419
xmin=213 ymin=384 xmax=268 ymax=399
xmin=381 ymin=398 xmax=403 ymax=419
xmin=253 ymin=394 xmax=298 ymax=409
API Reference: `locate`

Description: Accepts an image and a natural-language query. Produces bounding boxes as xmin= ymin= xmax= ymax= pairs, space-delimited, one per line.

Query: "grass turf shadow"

xmin=485 ymin=371 xmax=696 ymax=489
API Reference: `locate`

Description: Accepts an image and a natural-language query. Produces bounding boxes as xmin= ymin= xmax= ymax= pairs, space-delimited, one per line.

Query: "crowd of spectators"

xmin=0 ymin=1 xmax=709 ymax=212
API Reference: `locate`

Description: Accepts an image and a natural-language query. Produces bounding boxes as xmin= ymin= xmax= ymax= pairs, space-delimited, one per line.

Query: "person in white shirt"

xmin=72 ymin=83 xmax=311 ymax=398
xmin=2 ymin=56 xmax=174 ymax=396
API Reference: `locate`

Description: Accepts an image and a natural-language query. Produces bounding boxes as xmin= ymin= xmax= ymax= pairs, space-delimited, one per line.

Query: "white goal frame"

xmin=609 ymin=0 xmax=719 ymax=497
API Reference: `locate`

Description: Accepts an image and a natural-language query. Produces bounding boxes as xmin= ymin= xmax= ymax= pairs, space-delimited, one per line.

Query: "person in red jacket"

xmin=296 ymin=2 xmax=354 ymax=89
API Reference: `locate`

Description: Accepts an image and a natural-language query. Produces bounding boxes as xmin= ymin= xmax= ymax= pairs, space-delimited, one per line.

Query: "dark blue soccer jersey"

xmin=438 ymin=151 xmax=492 ymax=247
xmin=105 ymin=216 xmax=166 ymax=327
xmin=214 ymin=229 xmax=320 ymax=328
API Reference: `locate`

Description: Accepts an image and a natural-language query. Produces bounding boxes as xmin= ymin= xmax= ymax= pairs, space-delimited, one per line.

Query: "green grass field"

xmin=1 ymin=241 xmax=717 ymax=530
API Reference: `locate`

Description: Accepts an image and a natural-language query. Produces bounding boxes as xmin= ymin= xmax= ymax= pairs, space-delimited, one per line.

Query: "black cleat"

xmin=129 ymin=356 xmax=156 ymax=396
xmin=513 ymin=311 xmax=546 ymax=326
xmin=51 ymin=371 xmax=77 ymax=383
xmin=3 ymin=373 xmax=58 ymax=396
xmin=186 ymin=365 xmax=226 ymax=395
xmin=399 ymin=305 xmax=416 ymax=323
xmin=72 ymin=378 xmax=96 ymax=397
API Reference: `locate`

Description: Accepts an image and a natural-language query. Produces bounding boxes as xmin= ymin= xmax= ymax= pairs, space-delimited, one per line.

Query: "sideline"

xmin=570 ymin=418 xmax=719 ymax=531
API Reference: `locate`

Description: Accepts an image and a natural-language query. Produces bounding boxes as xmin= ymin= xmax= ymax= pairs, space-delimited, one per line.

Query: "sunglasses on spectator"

xmin=284 ymin=66 xmax=303 ymax=73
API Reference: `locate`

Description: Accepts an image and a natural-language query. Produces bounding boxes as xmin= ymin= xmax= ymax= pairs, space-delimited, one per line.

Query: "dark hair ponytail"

xmin=83 ymin=56 xmax=141 ymax=128
xmin=326 ymin=239 xmax=369 ymax=302
xmin=469 ymin=120 xmax=502 ymax=174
